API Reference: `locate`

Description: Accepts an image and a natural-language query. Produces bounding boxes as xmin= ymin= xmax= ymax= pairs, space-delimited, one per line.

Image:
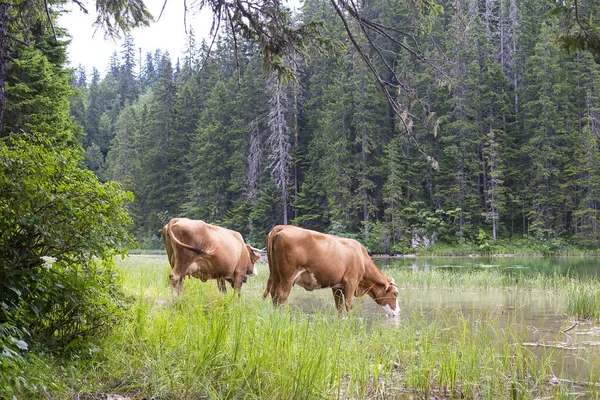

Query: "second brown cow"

xmin=263 ymin=225 xmax=400 ymax=316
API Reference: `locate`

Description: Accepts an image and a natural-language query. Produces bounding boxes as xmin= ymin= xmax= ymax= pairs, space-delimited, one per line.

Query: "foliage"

xmin=4 ymin=44 xmax=81 ymax=144
xmin=565 ymin=281 xmax=600 ymax=320
xmin=72 ymin=0 xmax=600 ymax=253
xmin=0 ymin=133 xmax=133 ymax=359
xmin=551 ymin=1 xmax=600 ymax=55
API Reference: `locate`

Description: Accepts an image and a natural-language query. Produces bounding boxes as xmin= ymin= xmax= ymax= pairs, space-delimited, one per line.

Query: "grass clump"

xmin=565 ymin=281 xmax=600 ymax=320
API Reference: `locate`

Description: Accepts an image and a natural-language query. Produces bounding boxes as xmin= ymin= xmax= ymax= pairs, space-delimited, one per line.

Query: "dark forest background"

xmin=71 ymin=0 xmax=600 ymax=253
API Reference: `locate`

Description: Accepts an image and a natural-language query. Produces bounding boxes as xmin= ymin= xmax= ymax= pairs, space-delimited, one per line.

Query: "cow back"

xmin=268 ymin=225 xmax=366 ymax=287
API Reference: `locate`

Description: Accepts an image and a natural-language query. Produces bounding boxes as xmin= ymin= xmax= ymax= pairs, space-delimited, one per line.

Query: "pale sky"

xmin=57 ymin=0 xmax=213 ymax=78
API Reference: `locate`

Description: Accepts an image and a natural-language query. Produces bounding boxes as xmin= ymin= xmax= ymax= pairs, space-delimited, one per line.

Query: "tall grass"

xmin=3 ymin=256 xmax=600 ymax=399
xmin=386 ymin=267 xmax=600 ymax=323
xmin=389 ymin=267 xmax=582 ymax=291
xmin=565 ymin=281 xmax=600 ymax=320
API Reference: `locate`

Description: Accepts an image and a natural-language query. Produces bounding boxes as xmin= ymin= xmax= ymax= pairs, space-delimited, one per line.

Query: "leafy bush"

xmin=0 ymin=134 xmax=133 ymax=359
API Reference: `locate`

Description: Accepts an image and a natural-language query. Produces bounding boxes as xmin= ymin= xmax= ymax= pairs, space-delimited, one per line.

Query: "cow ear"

xmin=386 ymin=282 xmax=398 ymax=293
xmin=246 ymin=244 xmax=260 ymax=261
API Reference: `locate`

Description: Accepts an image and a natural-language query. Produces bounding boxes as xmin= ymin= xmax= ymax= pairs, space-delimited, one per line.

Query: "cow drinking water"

xmin=263 ymin=225 xmax=399 ymax=316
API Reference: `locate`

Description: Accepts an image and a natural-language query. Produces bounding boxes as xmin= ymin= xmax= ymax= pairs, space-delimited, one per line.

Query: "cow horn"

xmin=250 ymin=246 xmax=266 ymax=253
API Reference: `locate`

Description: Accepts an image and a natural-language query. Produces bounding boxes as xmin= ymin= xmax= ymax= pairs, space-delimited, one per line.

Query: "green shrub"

xmin=0 ymin=134 xmax=133 ymax=358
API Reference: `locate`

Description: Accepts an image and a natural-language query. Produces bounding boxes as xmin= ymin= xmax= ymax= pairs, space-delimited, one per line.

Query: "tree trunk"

xmin=266 ymin=73 xmax=291 ymax=225
xmin=0 ymin=2 xmax=10 ymax=135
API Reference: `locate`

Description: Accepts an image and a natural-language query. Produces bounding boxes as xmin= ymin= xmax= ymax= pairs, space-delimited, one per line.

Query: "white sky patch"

xmin=57 ymin=0 xmax=213 ymax=78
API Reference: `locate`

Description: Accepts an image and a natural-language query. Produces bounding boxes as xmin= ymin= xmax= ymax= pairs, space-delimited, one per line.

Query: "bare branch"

xmin=158 ymin=0 xmax=168 ymax=21
xmin=198 ymin=4 xmax=222 ymax=76
xmin=71 ymin=0 xmax=88 ymax=14
xmin=226 ymin=7 xmax=242 ymax=85
xmin=44 ymin=0 xmax=57 ymax=43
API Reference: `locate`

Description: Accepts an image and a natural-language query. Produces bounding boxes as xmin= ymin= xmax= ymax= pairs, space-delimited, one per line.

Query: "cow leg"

xmin=332 ymin=288 xmax=345 ymax=316
xmin=273 ymin=279 xmax=293 ymax=306
xmin=170 ymin=274 xmax=183 ymax=296
xmin=263 ymin=274 xmax=279 ymax=300
xmin=263 ymin=272 xmax=281 ymax=301
xmin=342 ymin=283 xmax=356 ymax=314
xmin=231 ymin=275 xmax=244 ymax=297
xmin=262 ymin=276 xmax=272 ymax=299
xmin=217 ymin=278 xmax=227 ymax=293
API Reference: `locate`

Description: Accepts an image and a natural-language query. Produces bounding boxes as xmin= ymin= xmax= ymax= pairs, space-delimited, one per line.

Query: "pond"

xmin=260 ymin=256 xmax=600 ymax=387
xmin=377 ymin=255 xmax=600 ymax=278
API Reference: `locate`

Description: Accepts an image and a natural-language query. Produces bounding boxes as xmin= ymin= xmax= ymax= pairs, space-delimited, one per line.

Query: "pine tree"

xmin=119 ymin=35 xmax=139 ymax=106
xmin=136 ymin=56 xmax=178 ymax=235
xmin=480 ymin=61 xmax=512 ymax=239
xmin=434 ymin=0 xmax=484 ymax=240
xmin=349 ymin=49 xmax=389 ymax=239
xmin=85 ymin=68 xmax=102 ymax=148
xmin=567 ymin=53 xmax=600 ymax=243
xmin=105 ymin=101 xmax=139 ymax=187
xmin=141 ymin=51 xmax=157 ymax=91
xmin=185 ymin=81 xmax=238 ymax=222
xmin=4 ymin=45 xmax=81 ymax=146
xmin=521 ymin=22 xmax=577 ymax=236
xmin=70 ymin=69 xmax=87 ymax=132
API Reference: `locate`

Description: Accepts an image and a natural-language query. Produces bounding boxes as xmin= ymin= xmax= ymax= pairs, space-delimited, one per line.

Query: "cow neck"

xmin=360 ymin=260 xmax=388 ymax=290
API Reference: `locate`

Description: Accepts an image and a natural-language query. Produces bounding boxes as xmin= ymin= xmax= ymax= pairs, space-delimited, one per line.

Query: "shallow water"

xmin=271 ymin=257 xmax=600 ymax=385
xmin=377 ymin=256 xmax=600 ymax=278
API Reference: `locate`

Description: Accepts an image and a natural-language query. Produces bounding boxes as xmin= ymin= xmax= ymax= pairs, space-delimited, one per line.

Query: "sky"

xmin=57 ymin=0 xmax=213 ymax=78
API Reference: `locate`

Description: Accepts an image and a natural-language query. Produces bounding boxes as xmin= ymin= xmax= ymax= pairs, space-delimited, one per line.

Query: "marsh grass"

xmin=390 ymin=266 xmax=600 ymax=325
xmin=565 ymin=281 xmax=600 ymax=320
xmin=68 ymin=258 xmax=597 ymax=398
xmin=5 ymin=256 xmax=600 ymax=399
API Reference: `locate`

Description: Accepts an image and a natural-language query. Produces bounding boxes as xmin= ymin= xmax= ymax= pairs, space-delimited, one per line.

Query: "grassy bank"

xmin=131 ymin=233 xmax=600 ymax=257
xmin=410 ymin=236 xmax=600 ymax=257
xmin=3 ymin=257 xmax=600 ymax=399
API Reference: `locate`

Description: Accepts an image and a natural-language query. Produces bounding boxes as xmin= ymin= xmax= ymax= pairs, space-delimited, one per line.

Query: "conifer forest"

xmin=72 ymin=0 xmax=600 ymax=252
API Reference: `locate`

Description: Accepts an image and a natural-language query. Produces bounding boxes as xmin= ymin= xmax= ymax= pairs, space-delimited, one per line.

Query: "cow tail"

xmin=265 ymin=227 xmax=284 ymax=299
xmin=266 ymin=228 xmax=276 ymax=279
xmin=166 ymin=219 xmax=211 ymax=255
xmin=267 ymin=226 xmax=286 ymax=279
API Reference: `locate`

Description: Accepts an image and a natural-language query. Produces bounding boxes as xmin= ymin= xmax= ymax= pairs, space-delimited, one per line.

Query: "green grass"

xmin=565 ymin=281 xmax=600 ymax=320
xmin=410 ymin=236 xmax=600 ymax=257
xmin=3 ymin=256 xmax=600 ymax=399
xmin=390 ymin=268 xmax=578 ymax=290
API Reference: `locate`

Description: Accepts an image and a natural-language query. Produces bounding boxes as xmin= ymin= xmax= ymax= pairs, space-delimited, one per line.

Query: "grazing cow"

xmin=263 ymin=225 xmax=400 ymax=316
xmin=162 ymin=218 xmax=261 ymax=296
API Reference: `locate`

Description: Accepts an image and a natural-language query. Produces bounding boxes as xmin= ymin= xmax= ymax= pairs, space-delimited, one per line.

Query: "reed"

xmin=565 ymin=281 xmax=600 ymax=320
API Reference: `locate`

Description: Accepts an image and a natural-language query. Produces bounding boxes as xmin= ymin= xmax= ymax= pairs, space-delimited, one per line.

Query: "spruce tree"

xmin=119 ymin=35 xmax=139 ymax=106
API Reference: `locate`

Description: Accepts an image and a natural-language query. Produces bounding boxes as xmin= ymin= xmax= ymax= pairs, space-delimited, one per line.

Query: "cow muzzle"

xmin=380 ymin=299 xmax=400 ymax=317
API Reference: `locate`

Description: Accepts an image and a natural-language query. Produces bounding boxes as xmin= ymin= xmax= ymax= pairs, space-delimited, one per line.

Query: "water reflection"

xmin=376 ymin=256 xmax=600 ymax=278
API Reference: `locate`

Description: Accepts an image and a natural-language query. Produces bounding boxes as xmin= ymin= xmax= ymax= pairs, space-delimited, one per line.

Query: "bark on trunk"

xmin=0 ymin=2 xmax=10 ymax=135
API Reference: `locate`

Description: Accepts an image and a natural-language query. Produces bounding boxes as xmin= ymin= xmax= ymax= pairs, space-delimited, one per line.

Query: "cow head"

xmin=372 ymin=277 xmax=400 ymax=317
xmin=245 ymin=245 xmax=261 ymax=276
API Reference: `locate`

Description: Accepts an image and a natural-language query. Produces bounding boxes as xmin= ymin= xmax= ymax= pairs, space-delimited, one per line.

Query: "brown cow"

xmin=263 ymin=225 xmax=399 ymax=316
xmin=162 ymin=218 xmax=260 ymax=296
